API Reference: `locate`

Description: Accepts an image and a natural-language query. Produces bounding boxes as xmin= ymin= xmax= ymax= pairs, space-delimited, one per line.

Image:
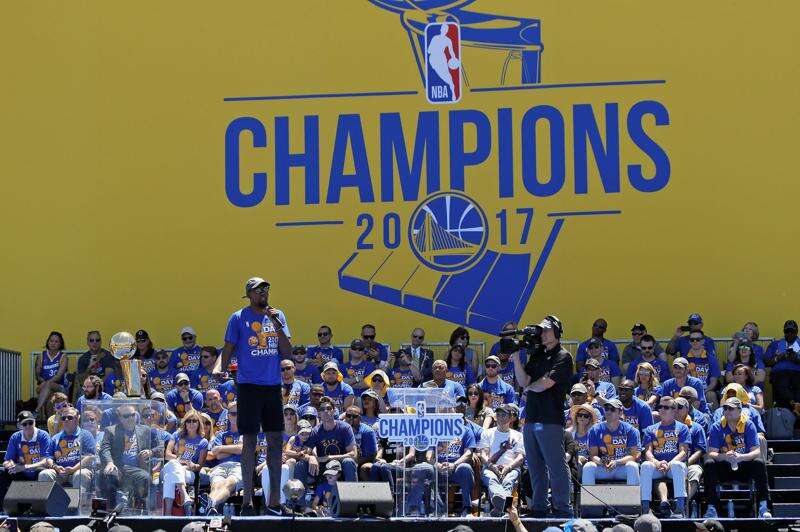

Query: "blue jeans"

xmin=523 ymin=422 xmax=572 ymax=513
xmin=407 ymin=462 xmax=474 ymax=512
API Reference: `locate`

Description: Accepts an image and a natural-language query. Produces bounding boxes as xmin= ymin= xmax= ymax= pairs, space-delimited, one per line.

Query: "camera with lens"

xmin=499 ymin=325 xmax=544 ymax=354
xmin=783 ymin=346 xmax=800 ymax=364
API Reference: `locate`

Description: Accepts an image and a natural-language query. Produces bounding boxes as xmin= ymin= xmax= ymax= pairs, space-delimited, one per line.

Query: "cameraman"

xmin=510 ymin=316 xmax=574 ymax=518
xmin=764 ymin=320 xmax=800 ymax=411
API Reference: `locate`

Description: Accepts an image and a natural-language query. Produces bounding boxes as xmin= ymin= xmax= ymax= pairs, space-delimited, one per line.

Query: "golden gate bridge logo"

xmin=408 ymin=191 xmax=488 ymax=272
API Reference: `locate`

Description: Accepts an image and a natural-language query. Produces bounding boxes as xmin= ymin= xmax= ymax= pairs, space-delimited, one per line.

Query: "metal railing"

xmin=0 ymin=348 xmax=21 ymax=423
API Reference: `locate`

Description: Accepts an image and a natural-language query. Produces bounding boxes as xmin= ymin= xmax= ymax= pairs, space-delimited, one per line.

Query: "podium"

xmin=379 ymin=387 xmax=465 ymax=517
xmin=79 ymin=399 xmax=164 ymax=516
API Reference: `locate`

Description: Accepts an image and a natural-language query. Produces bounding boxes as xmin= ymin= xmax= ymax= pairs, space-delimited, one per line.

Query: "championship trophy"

xmin=110 ymin=331 xmax=143 ymax=397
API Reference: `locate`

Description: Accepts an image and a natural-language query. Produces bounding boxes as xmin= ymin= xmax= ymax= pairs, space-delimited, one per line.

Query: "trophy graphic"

xmin=110 ymin=331 xmax=143 ymax=397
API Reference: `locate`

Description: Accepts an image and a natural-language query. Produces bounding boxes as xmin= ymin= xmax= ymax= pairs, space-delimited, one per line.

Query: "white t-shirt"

xmin=479 ymin=427 xmax=524 ymax=467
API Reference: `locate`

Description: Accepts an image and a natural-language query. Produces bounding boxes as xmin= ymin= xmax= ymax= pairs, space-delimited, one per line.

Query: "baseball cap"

xmin=570 ymin=383 xmax=588 ymax=395
xmin=300 ymin=405 xmax=318 ymax=419
xmin=135 ymin=329 xmax=149 ymax=341
xmin=175 ymin=372 xmax=190 ymax=385
xmin=350 ymin=339 xmax=365 ymax=351
xmin=674 ymin=397 xmax=690 ymax=410
xmin=687 ymin=313 xmax=703 ymax=324
xmin=323 ymin=468 xmax=339 ymax=477
xmin=495 ymin=403 xmax=513 ymax=414
xmin=322 ymin=361 xmax=341 ymax=374
xmin=604 ymin=398 xmax=624 ymax=410
xmin=297 ymin=419 xmax=313 ymax=433
xmin=17 ymin=410 xmax=35 ymax=424
xmin=326 ymin=459 xmax=342 ymax=471
xmin=283 ymin=403 xmax=298 ymax=414
xmin=484 ymin=355 xmax=501 ymax=366
xmin=150 ymin=392 xmax=166 ymax=402
xmin=722 ymin=397 xmax=742 ymax=409
xmin=585 ymin=358 xmax=602 ymax=369
xmin=631 ymin=322 xmax=647 ymax=332
xmin=587 ymin=337 xmax=603 ymax=349
xmin=361 ymin=389 xmax=380 ymax=401
xmin=180 ymin=326 xmax=196 ymax=337
xmin=672 ymin=357 xmax=689 ymax=368
xmin=784 ymin=320 xmax=799 ymax=332
xmin=242 ymin=276 xmax=270 ymax=298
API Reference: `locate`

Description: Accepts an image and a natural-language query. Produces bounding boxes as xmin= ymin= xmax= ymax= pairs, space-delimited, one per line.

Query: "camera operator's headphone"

xmin=543 ymin=315 xmax=563 ymax=339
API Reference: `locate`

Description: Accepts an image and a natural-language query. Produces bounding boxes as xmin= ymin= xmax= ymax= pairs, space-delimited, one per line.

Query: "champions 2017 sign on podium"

xmin=2 ymin=1 xmax=798 ymax=387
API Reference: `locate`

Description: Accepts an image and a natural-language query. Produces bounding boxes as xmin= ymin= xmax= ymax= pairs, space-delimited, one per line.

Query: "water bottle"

xmin=727 ymin=499 xmax=735 ymax=518
xmin=731 ymin=458 xmax=738 ymax=471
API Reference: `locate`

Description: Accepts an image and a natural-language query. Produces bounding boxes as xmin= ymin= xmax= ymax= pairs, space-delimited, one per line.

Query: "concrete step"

xmin=774 ymin=477 xmax=800 ymax=489
xmin=772 ymin=503 xmax=800 ymax=517
xmin=773 ymin=452 xmax=800 ymax=465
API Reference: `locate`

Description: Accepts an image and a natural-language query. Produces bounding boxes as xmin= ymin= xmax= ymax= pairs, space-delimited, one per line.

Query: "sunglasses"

xmin=121 ymin=413 xmax=137 ymax=419
xmin=61 ymin=415 xmax=76 ymax=421
xmin=576 ymin=413 xmax=591 ymax=419
xmin=723 ymin=406 xmax=739 ymax=411
xmin=156 ymin=355 xmax=170 ymax=360
xmin=412 ymin=335 xmax=424 ymax=339
xmin=641 ymin=346 xmax=654 ymax=351
xmin=485 ymin=364 xmax=499 ymax=369
xmin=311 ymin=392 xmax=324 ymax=396
xmin=178 ymin=381 xmax=190 ymax=386
xmin=362 ymin=335 xmax=375 ymax=340
xmin=604 ymin=406 xmax=618 ymax=413
xmin=89 ymin=338 xmax=101 ymax=343
xmin=658 ymin=405 xmax=677 ymax=410
xmin=136 ymin=339 xmax=148 ymax=343
xmin=619 ymin=387 xmax=634 ymax=392
xmin=281 ymin=366 xmax=293 ymax=372
xmin=372 ymin=377 xmax=384 ymax=383
xmin=467 ymin=392 xmax=480 ymax=397
xmin=55 ymin=402 xmax=68 ymax=410
xmin=689 ymin=338 xmax=703 ymax=343
xmin=301 ymin=415 xmax=317 ymax=421
xmin=319 ymin=406 xmax=334 ymax=412
xmin=571 ymin=392 xmax=587 ymax=397
xmin=345 ymin=414 xmax=360 ymax=419
xmin=496 ymin=411 xmax=510 ymax=417
xmin=185 ymin=419 xmax=199 ymax=424
xmin=318 ymin=332 xmax=330 ymax=337
xmin=182 ymin=336 xmax=194 ymax=341
xmin=632 ymin=331 xmax=644 ymax=335
xmin=20 ymin=420 xmax=35 ymax=427
xmin=253 ymin=286 xmax=270 ymax=294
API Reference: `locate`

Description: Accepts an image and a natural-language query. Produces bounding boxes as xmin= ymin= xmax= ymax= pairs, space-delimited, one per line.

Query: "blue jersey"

xmin=686 ymin=421 xmax=707 ymax=454
xmin=211 ymin=429 xmax=242 ymax=464
xmin=169 ymin=345 xmax=203 ymax=372
xmin=190 ymin=366 xmax=224 ymax=393
xmin=50 ymin=428 xmax=96 ymax=468
xmin=622 ymin=397 xmax=654 ymax=434
xmin=642 ymin=421 xmax=691 ymax=462
xmin=573 ymin=430 xmax=590 ymax=458
xmin=498 ymin=362 xmax=517 ymax=389
xmin=595 ymin=381 xmax=618 ymax=401
xmin=352 ymin=423 xmax=378 ymax=460
xmin=6 ymin=429 xmax=52 ymax=477
xmin=39 ymin=351 xmax=65 ymax=383
xmin=103 ymin=371 xmax=127 ymax=396
xmin=305 ymin=420 xmax=356 ymax=458
xmin=282 ymin=379 xmax=311 ymax=406
xmin=307 ymin=345 xmax=345 ymax=367
xmin=166 ymin=388 xmax=204 ymax=418
xmin=225 ymin=306 xmax=289 ymax=386
xmin=148 ymin=368 xmax=177 ymax=394
xmin=588 ymin=421 xmax=640 ymax=460
xmin=708 ymin=417 xmax=759 ymax=454
xmin=479 ymin=378 xmax=516 ymax=408
xmin=76 ymin=392 xmax=112 ymax=414
xmin=171 ymin=433 xmax=208 ymax=463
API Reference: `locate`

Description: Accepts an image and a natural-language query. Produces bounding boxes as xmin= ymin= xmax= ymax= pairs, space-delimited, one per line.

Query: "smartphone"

xmin=504 ymin=496 xmax=514 ymax=511
xmin=679 ymin=325 xmax=691 ymax=332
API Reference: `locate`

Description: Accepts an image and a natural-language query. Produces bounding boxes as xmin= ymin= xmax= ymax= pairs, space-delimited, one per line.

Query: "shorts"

xmin=209 ymin=462 xmax=243 ymax=488
xmin=236 ymin=382 xmax=284 ymax=434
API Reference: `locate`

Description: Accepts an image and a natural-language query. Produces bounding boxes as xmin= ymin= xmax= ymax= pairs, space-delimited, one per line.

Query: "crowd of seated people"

xmin=4 ymin=315 xmax=800 ymax=519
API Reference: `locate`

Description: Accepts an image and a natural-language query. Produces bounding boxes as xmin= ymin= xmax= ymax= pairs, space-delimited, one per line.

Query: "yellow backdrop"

xmin=2 ymin=1 xmax=798 ymax=394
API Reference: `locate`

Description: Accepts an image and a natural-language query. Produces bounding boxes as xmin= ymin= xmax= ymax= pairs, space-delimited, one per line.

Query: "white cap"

xmin=180 ymin=326 xmax=196 ymax=337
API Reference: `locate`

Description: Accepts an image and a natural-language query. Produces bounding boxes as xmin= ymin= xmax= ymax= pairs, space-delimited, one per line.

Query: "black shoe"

xmin=659 ymin=501 xmax=672 ymax=518
xmin=265 ymin=505 xmax=288 ymax=517
xmin=240 ymin=503 xmax=257 ymax=516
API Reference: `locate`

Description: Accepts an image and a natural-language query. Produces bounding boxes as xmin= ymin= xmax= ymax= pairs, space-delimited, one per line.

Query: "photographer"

xmin=509 ymin=316 xmax=574 ymax=518
xmin=764 ymin=319 xmax=800 ymax=412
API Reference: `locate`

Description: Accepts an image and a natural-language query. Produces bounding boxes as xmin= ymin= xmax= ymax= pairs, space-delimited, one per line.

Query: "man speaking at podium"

xmin=510 ymin=316 xmax=574 ymax=518
xmin=215 ymin=277 xmax=292 ymax=516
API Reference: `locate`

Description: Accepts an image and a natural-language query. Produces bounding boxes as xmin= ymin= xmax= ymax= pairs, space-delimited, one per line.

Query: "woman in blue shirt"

xmin=449 ymin=327 xmax=478 ymax=379
xmin=162 ymin=410 xmax=208 ymax=514
xmin=725 ymin=343 xmax=766 ymax=386
xmin=446 ymin=345 xmax=476 ymax=387
xmin=634 ymin=362 xmax=660 ymax=407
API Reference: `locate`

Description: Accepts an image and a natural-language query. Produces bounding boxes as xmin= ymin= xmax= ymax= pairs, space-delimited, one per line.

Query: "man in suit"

xmin=397 ymin=328 xmax=434 ymax=382
xmin=99 ymin=403 xmax=163 ymax=509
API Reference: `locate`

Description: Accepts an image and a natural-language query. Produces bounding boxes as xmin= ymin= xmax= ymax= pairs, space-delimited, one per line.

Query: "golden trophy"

xmin=110 ymin=331 xmax=143 ymax=397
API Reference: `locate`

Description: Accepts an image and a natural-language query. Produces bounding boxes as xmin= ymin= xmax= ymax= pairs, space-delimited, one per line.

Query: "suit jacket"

xmin=391 ymin=347 xmax=435 ymax=383
xmin=99 ymin=423 xmax=164 ymax=468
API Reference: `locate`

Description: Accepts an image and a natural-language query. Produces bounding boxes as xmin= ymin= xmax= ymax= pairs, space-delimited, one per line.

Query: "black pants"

xmin=102 ymin=465 xmax=150 ymax=507
xmin=0 ymin=471 xmax=34 ymax=507
xmin=702 ymin=458 xmax=769 ymax=508
xmin=771 ymin=371 xmax=800 ymax=409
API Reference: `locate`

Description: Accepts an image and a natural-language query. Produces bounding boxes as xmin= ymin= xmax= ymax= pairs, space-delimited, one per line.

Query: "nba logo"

xmin=424 ymin=22 xmax=461 ymax=104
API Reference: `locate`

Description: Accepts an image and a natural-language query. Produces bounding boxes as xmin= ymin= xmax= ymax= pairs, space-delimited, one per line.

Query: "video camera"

xmin=498 ymin=325 xmax=544 ymax=354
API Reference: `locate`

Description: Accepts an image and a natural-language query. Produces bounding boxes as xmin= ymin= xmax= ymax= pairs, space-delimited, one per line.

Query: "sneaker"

xmin=240 ymin=503 xmax=257 ymax=516
xmin=182 ymin=500 xmax=194 ymax=516
xmin=265 ymin=505 xmax=288 ymax=517
xmin=759 ymin=502 xmax=772 ymax=519
xmin=659 ymin=501 xmax=672 ymax=517
xmin=669 ymin=510 xmax=685 ymax=519
xmin=704 ymin=505 xmax=718 ymax=519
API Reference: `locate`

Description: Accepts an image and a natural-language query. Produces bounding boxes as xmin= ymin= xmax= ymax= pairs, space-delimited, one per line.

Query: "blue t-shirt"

xmin=171 ymin=433 xmax=208 ymax=463
xmin=211 ymin=429 xmax=242 ymax=464
xmin=498 ymin=362 xmax=518 ymax=389
xmin=436 ymin=426 xmax=476 ymax=463
xmin=479 ymin=378 xmax=516 ymax=408
xmin=190 ymin=366 xmax=224 ymax=393
xmin=204 ymin=408 xmax=229 ymax=433
xmin=708 ymin=417 xmax=759 ymax=454
xmin=169 ymin=345 xmax=203 ymax=372
xmin=307 ymin=346 xmax=345 ymax=367
xmin=344 ymin=359 xmax=376 ymax=394
xmin=225 ymin=306 xmax=289 ymax=385
xmin=282 ymin=379 xmax=311 ymax=406
xmin=711 ymin=405 xmax=765 ymax=433
xmin=6 ymin=429 xmax=52 ymax=478
xmin=304 ymin=420 xmax=356 ymax=458
xmin=120 ymin=429 xmax=141 ymax=467
xmin=294 ymin=364 xmax=322 ymax=385
xmin=166 ymin=388 xmax=204 ymax=418
xmin=687 ymin=422 xmax=708 ymax=454
xmin=50 ymin=428 xmax=96 ymax=469
xmin=364 ymin=343 xmax=389 ymax=365
xmin=352 ymin=423 xmax=378 ymax=460
xmin=323 ymin=382 xmax=355 ymax=410
xmin=675 ymin=336 xmax=716 ymax=358
xmin=685 ymin=350 xmax=722 ymax=386
xmin=218 ymin=380 xmax=237 ymax=407
xmin=764 ymin=338 xmax=800 ymax=373
xmin=655 ymin=377 xmax=709 ymax=413
xmin=642 ymin=421 xmax=691 ymax=462
xmin=314 ymin=482 xmax=336 ymax=504
xmin=148 ymin=368 xmax=177 ymax=394
xmin=625 ymin=357 xmax=672 ymax=383
xmin=634 ymin=385 xmax=656 ymax=402
xmin=389 ymin=367 xmax=416 ymax=388
xmin=446 ymin=365 xmax=476 ymax=387
xmin=576 ymin=339 xmax=620 ymax=364
xmin=588 ymin=421 xmax=640 ymax=460
xmin=622 ymin=397 xmax=654 ymax=434
xmin=573 ymin=431 xmax=590 ymax=458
